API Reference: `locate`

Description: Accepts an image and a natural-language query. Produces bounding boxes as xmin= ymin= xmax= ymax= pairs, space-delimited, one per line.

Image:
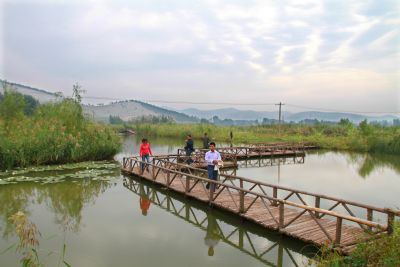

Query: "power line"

xmin=82 ymin=96 xmax=277 ymax=106
xmin=81 ymin=96 xmax=400 ymax=114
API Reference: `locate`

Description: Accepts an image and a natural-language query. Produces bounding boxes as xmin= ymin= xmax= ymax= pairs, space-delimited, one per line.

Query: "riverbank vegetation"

xmin=128 ymin=120 xmax=400 ymax=155
xmin=0 ymin=86 xmax=121 ymax=170
xmin=311 ymin=223 xmax=400 ymax=266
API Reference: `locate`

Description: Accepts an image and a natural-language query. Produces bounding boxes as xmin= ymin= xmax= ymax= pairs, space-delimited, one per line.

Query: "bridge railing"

xmin=122 ymin=156 xmax=400 ymax=248
xmin=176 ymin=149 xmax=238 ymax=165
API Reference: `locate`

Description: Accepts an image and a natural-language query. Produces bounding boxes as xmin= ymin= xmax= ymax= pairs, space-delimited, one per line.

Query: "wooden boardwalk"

xmin=178 ymin=144 xmax=308 ymax=160
xmin=122 ymin=156 xmax=400 ymax=254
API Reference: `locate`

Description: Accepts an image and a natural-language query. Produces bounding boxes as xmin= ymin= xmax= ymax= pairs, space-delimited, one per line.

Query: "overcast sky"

xmin=1 ymin=0 xmax=399 ymax=113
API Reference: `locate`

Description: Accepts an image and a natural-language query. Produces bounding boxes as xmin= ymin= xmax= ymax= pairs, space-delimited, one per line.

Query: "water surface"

xmin=1 ymin=136 xmax=399 ymax=266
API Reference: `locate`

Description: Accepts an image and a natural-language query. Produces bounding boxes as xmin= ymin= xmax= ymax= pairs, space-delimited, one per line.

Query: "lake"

xmin=1 ymin=136 xmax=399 ymax=266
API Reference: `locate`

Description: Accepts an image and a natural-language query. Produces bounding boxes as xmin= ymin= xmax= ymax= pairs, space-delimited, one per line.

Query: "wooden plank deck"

xmin=123 ymin=165 xmax=366 ymax=250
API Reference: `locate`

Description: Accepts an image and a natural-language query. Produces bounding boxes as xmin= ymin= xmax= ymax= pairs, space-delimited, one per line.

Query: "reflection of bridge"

xmin=154 ymin=143 xmax=308 ymax=170
xmin=123 ymin=177 xmax=315 ymax=267
xmin=237 ymin=156 xmax=304 ymax=169
xmin=122 ymin=156 xmax=400 ymax=254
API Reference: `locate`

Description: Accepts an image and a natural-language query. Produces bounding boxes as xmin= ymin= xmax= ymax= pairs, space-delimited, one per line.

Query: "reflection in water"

xmin=123 ymin=176 xmax=316 ymax=266
xmin=0 ymin=163 xmax=119 ymax=239
xmin=204 ymin=211 xmax=221 ymax=257
xmin=356 ymin=153 xmax=400 ymax=178
xmin=309 ymin=150 xmax=400 ymax=178
xmin=139 ymin=183 xmax=153 ymax=216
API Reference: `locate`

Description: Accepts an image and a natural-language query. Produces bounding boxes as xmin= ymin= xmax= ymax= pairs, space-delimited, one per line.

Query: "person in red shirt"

xmin=139 ymin=138 xmax=153 ymax=174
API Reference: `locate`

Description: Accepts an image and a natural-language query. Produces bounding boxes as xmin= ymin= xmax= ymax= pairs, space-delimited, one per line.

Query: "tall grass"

xmin=0 ymin=91 xmax=121 ymax=170
xmin=130 ymin=122 xmax=400 ymax=155
xmin=310 ymin=223 xmax=400 ymax=266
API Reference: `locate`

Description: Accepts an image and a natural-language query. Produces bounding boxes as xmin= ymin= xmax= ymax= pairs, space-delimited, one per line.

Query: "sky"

xmin=0 ymin=0 xmax=399 ymax=113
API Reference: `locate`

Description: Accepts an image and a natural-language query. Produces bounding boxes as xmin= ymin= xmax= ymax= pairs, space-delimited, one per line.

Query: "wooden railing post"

xmin=152 ymin=158 xmax=156 ymax=180
xmin=315 ymin=196 xmax=320 ymax=217
xmin=367 ymin=208 xmax=373 ymax=231
xmin=239 ymin=179 xmax=244 ymax=213
xmin=273 ymin=187 xmax=278 ymax=206
xmin=387 ymin=210 xmax=395 ymax=235
xmin=279 ymin=202 xmax=284 ymax=229
xmin=335 ymin=217 xmax=342 ymax=245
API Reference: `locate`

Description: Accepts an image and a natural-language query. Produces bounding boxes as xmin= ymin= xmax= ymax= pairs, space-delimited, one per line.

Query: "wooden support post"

xmin=315 ymin=196 xmax=320 ymax=218
xmin=239 ymin=180 xmax=244 ymax=213
xmin=273 ymin=187 xmax=278 ymax=206
xmin=166 ymin=171 xmax=170 ymax=188
xmin=335 ymin=217 xmax=342 ymax=245
xmin=279 ymin=202 xmax=284 ymax=229
xmin=387 ymin=211 xmax=395 ymax=235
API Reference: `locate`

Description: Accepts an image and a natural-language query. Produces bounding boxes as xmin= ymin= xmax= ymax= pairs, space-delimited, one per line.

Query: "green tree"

xmin=0 ymin=89 xmax=26 ymax=123
xmin=359 ymin=119 xmax=372 ymax=136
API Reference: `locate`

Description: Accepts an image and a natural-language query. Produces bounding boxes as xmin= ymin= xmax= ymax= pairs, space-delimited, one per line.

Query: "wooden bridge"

xmin=179 ymin=143 xmax=309 ymax=161
xmin=123 ymin=177 xmax=315 ymax=266
xmin=122 ymin=154 xmax=400 ymax=254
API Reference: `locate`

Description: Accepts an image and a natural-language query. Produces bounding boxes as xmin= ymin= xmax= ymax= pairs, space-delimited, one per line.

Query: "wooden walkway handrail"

xmin=123 ymin=157 xmax=397 ymax=229
xmin=125 ymin=156 xmax=399 ymax=216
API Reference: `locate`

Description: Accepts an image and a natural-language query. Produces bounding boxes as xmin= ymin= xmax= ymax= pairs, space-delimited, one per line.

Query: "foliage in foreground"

xmin=129 ymin=122 xmax=400 ymax=155
xmin=0 ymin=89 xmax=121 ymax=170
xmin=4 ymin=211 xmax=71 ymax=267
xmin=311 ymin=223 xmax=400 ymax=267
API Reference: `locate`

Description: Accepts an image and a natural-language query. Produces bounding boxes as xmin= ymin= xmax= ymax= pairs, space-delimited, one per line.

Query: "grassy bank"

xmin=128 ymin=122 xmax=400 ymax=154
xmin=311 ymin=223 xmax=400 ymax=266
xmin=0 ymin=89 xmax=121 ymax=170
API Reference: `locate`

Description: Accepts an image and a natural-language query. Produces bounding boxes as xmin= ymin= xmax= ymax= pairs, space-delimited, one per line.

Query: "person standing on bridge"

xmin=139 ymin=138 xmax=153 ymax=174
xmin=205 ymin=142 xmax=221 ymax=190
xmin=184 ymin=134 xmax=194 ymax=164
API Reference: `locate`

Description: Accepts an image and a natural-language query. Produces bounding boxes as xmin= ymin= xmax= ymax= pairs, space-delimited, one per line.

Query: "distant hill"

xmin=0 ymin=79 xmax=59 ymax=103
xmin=84 ymin=100 xmax=199 ymax=123
xmin=286 ymin=111 xmax=398 ymax=124
xmin=0 ymin=80 xmax=198 ymax=123
xmin=182 ymin=108 xmax=286 ymax=120
xmin=1 ymin=80 xmax=397 ymax=124
xmin=181 ymin=108 xmax=398 ymax=123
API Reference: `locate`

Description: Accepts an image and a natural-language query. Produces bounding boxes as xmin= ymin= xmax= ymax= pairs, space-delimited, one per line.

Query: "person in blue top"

xmin=204 ymin=142 xmax=221 ymax=190
xmin=184 ymin=134 xmax=194 ymax=164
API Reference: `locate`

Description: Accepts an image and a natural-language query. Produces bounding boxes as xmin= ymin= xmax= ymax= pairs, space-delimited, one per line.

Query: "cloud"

xmin=1 ymin=0 xmax=399 ymax=112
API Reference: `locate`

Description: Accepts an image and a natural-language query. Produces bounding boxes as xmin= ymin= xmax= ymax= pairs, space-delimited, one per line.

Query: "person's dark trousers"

xmin=207 ymin=165 xmax=218 ymax=190
xmin=186 ymin=150 xmax=193 ymax=164
xmin=141 ymin=155 xmax=150 ymax=172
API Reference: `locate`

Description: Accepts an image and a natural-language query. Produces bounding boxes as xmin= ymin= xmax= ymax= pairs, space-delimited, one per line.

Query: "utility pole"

xmin=275 ymin=102 xmax=285 ymax=135
xmin=275 ymin=102 xmax=285 ymax=124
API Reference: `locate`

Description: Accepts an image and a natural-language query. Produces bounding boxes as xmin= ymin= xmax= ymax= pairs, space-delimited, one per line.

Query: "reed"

xmin=0 ymin=92 xmax=121 ymax=170
xmin=130 ymin=122 xmax=400 ymax=155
